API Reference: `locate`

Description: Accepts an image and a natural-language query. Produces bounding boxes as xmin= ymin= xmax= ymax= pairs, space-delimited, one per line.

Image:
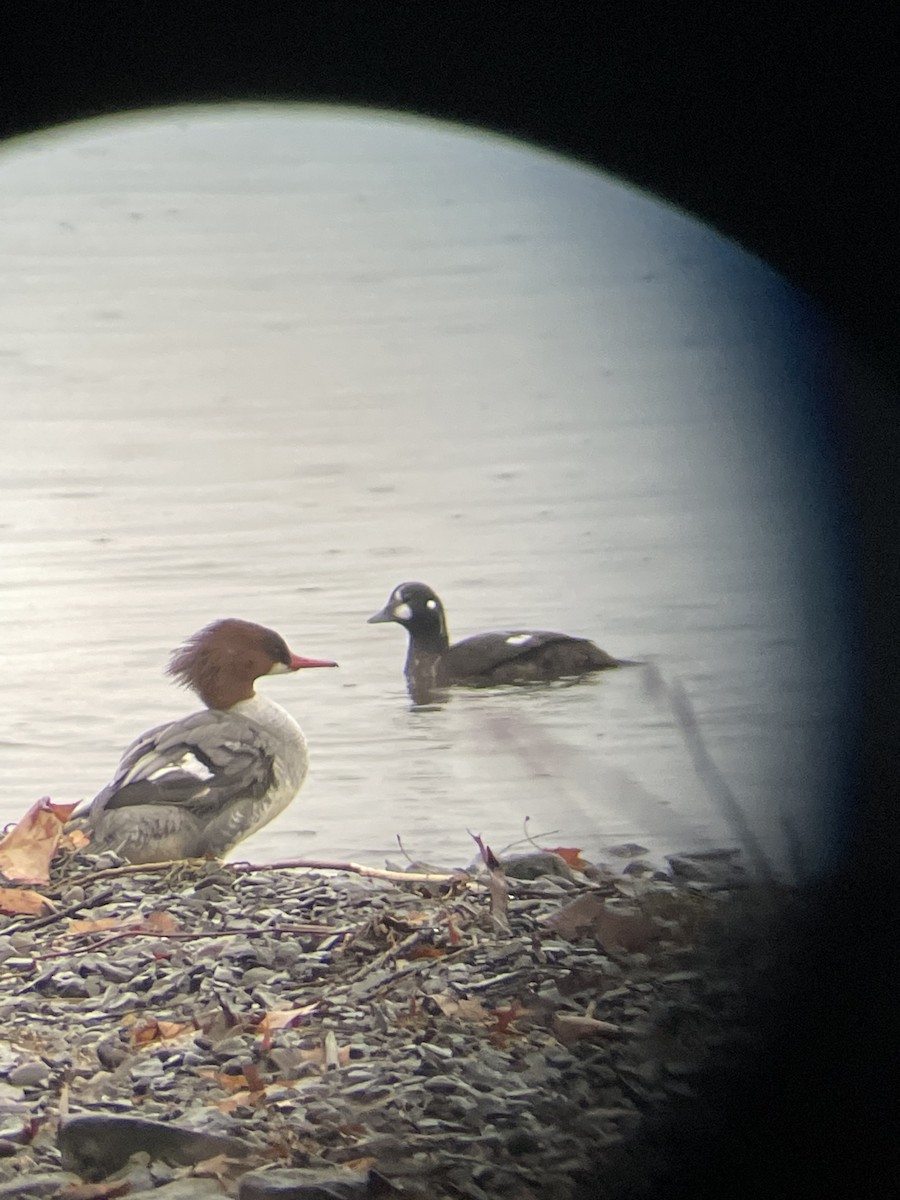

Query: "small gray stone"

xmin=57 ymin=1115 xmax=252 ymax=1181
xmin=127 ymin=1180 xmax=224 ymax=1199
xmin=6 ymin=1062 xmax=50 ymax=1088
xmin=0 ymin=1176 xmax=78 ymax=1199
xmin=239 ymin=1166 xmax=381 ymax=1198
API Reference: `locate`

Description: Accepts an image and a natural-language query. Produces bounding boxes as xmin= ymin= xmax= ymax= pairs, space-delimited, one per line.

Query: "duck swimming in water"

xmin=368 ymin=581 xmax=621 ymax=703
xmin=78 ymin=618 xmax=337 ymax=863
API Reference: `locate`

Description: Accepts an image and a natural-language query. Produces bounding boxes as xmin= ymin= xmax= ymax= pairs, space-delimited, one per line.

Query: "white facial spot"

xmin=393 ymin=602 xmax=413 ymax=621
xmin=267 ymin=660 xmax=292 ymax=674
xmin=426 ymin=599 xmax=438 ymax=610
xmin=505 ymin=633 xmax=534 ymax=646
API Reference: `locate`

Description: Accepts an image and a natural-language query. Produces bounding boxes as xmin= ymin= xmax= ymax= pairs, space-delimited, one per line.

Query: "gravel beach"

xmin=0 ymin=844 xmax=794 ymax=1199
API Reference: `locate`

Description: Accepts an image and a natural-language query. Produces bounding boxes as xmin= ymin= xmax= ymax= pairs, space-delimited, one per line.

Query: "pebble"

xmin=0 ymin=847 xmax=790 ymax=1198
xmin=6 ymin=1063 xmax=49 ymax=1089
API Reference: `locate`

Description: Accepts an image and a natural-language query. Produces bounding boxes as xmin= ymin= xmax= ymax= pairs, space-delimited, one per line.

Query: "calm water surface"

xmin=0 ymin=107 xmax=852 ymax=875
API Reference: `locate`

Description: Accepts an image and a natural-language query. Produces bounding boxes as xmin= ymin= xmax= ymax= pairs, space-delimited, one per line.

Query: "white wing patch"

xmin=148 ymin=752 xmax=214 ymax=782
xmin=505 ymin=633 xmax=534 ymax=646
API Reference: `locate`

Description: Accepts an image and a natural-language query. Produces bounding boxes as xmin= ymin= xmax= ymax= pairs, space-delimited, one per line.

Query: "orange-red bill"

xmin=289 ymin=654 xmax=338 ymax=670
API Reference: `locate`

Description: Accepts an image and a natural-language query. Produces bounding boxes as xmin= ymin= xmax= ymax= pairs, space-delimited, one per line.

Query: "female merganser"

xmin=368 ymin=581 xmax=621 ymax=703
xmin=79 ymin=619 xmax=337 ymax=864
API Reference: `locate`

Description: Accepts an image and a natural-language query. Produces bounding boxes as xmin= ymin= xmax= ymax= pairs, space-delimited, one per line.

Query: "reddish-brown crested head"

xmin=167 ymin=618 xmax=336 ymax=710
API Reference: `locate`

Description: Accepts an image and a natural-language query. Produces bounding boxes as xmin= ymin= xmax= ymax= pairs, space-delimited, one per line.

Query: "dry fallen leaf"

xmin=62 ymin=828 xmax=91 ymax=851
xmin=130 ymin=1017 xmax=193 ymax=1046
xmin=214 ymin=1088 xmax=264 ymax=1113
xmin=257 ymin=1003 xmax=320 ymax=1035
xmin=433 ymin=992 xmax=492 ymax=1024
xmin=408 ymin=944 xmax=445 ymax=960
xmin=491 ymin=1000 xmax=525 ymax=1034
xmin=543 ymin=893 xmax=657 ymax=951
xmin=0 ymin=887 xmax=57 ymax=917
xmin=546 ymin=846 xmax=591 ymax=871
xmin=56 ymin=1180 xmax=132 ymax=1200
xmin=212 ymin=1076 xmax=319 ymax=1113
xmin=471 ymin=832 xmax=511 ymax=935
xmin=0 ymin=796 xmax=78 ymax=885
xmin=137 ymin=910 xmax=182 ymax=934
xmin=191 ymin=1152 xmax=248 ymax=1183
xmin=68 ymin=917 xmax=120 ymax=935
xmin=198 ymin=1071 xmax=253 ymax=1094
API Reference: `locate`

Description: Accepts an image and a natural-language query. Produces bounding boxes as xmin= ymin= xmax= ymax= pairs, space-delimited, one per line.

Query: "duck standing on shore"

xmin=368 ymin=581 xmax=621 ymax=703
xmin=77 ymin=619 xmax=337 ymax=863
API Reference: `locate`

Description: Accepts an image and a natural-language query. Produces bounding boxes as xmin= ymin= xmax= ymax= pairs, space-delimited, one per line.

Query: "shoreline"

xmin=0 ymin=845 xmax=795 ymax=1199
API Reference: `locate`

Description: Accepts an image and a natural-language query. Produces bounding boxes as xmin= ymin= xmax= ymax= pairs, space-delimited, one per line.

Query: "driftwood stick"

xmin=231 ymin=858 xmax=468 ymax=885
xmin=58 ymin=859 xmax=211 ymax=886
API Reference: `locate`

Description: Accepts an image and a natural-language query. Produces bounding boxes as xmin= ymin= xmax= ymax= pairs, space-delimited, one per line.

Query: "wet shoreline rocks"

xmin=0 ymin=845 xmax=795 ymax=1198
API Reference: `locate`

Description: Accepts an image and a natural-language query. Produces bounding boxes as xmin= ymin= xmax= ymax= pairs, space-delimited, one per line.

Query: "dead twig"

xmin=469 ymin=832 xmax=512 ymax=936
xmin=395 ymin=834 xmax=416 ymax=866
xmin=496 ymin=817 xmax=562 ymax=858
xmin=231 ymin=858 xmax=468 ymax=885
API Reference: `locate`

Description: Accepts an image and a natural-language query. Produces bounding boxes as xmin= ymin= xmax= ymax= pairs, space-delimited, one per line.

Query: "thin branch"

xmin=231 ymin=858 xmax=467 ymax=884
xmin=56 ymin=858 xmax=210 ymax=887
xmin=468 ymin=832 xmax=512 ymax=936
xmin=495 ymin=817 xmax=562 ymax=858
xmin=395 ymin=834 xmax=416 ymax=866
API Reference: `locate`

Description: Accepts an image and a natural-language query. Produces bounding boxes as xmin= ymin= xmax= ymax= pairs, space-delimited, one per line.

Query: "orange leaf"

xmin=208 ymin=1072 xmax=254 ymax=1094
xmin=542 ymin=894 xmax=657 ymax=951
xmin=68 ymin=917 xmax=119 ymax=935
xmin=137 ymin=910 xmax=181 ymax=934
xmin=408 ymin=945 xmax=445 ymax=960
xmin=343 ymin=1157 xmax=378 ymax=1172
xmin=432 ymin=993 xmax=492 ymax=1024
xmin=257 ymin=1003 xmax=319 ymax=1034
xmin=0 ymin=796 xmax=74 ymax=885
xmin=242 ymin=1062 xmax=264 ymax=1093
xmin=215 ymin=1089 xmax=261 ymax=1113
xmin=130 ymin=1017 xmax=192 ymax=1045
xmin=156 ymin=1020 xmax=191 ymax=1040
xmin=132 ymin=1019 xmax=163 ymax=1045
xmin=57 ymin=1180 xmax=132 ymax=1199
xmin=191 ymin=1152 xmax=246 ymax=1182
xmin=546 ymin=846 xmax=591 ymax=871
xmin=0 ymin=888 xmax=56 ymax=917
xmin=62 ymin=828 xmax=91 ymax=850
xmin=491 ymin=1000 xmax=524 ymax=1034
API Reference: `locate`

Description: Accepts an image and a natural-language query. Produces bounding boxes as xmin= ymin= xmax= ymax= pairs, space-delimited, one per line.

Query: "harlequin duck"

xmin=368 ymin=581 xmax=621 ymax=702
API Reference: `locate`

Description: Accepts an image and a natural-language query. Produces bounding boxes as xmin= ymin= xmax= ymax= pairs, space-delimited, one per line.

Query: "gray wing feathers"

xmin=100 ymin=710 xmax=275 ymax=814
